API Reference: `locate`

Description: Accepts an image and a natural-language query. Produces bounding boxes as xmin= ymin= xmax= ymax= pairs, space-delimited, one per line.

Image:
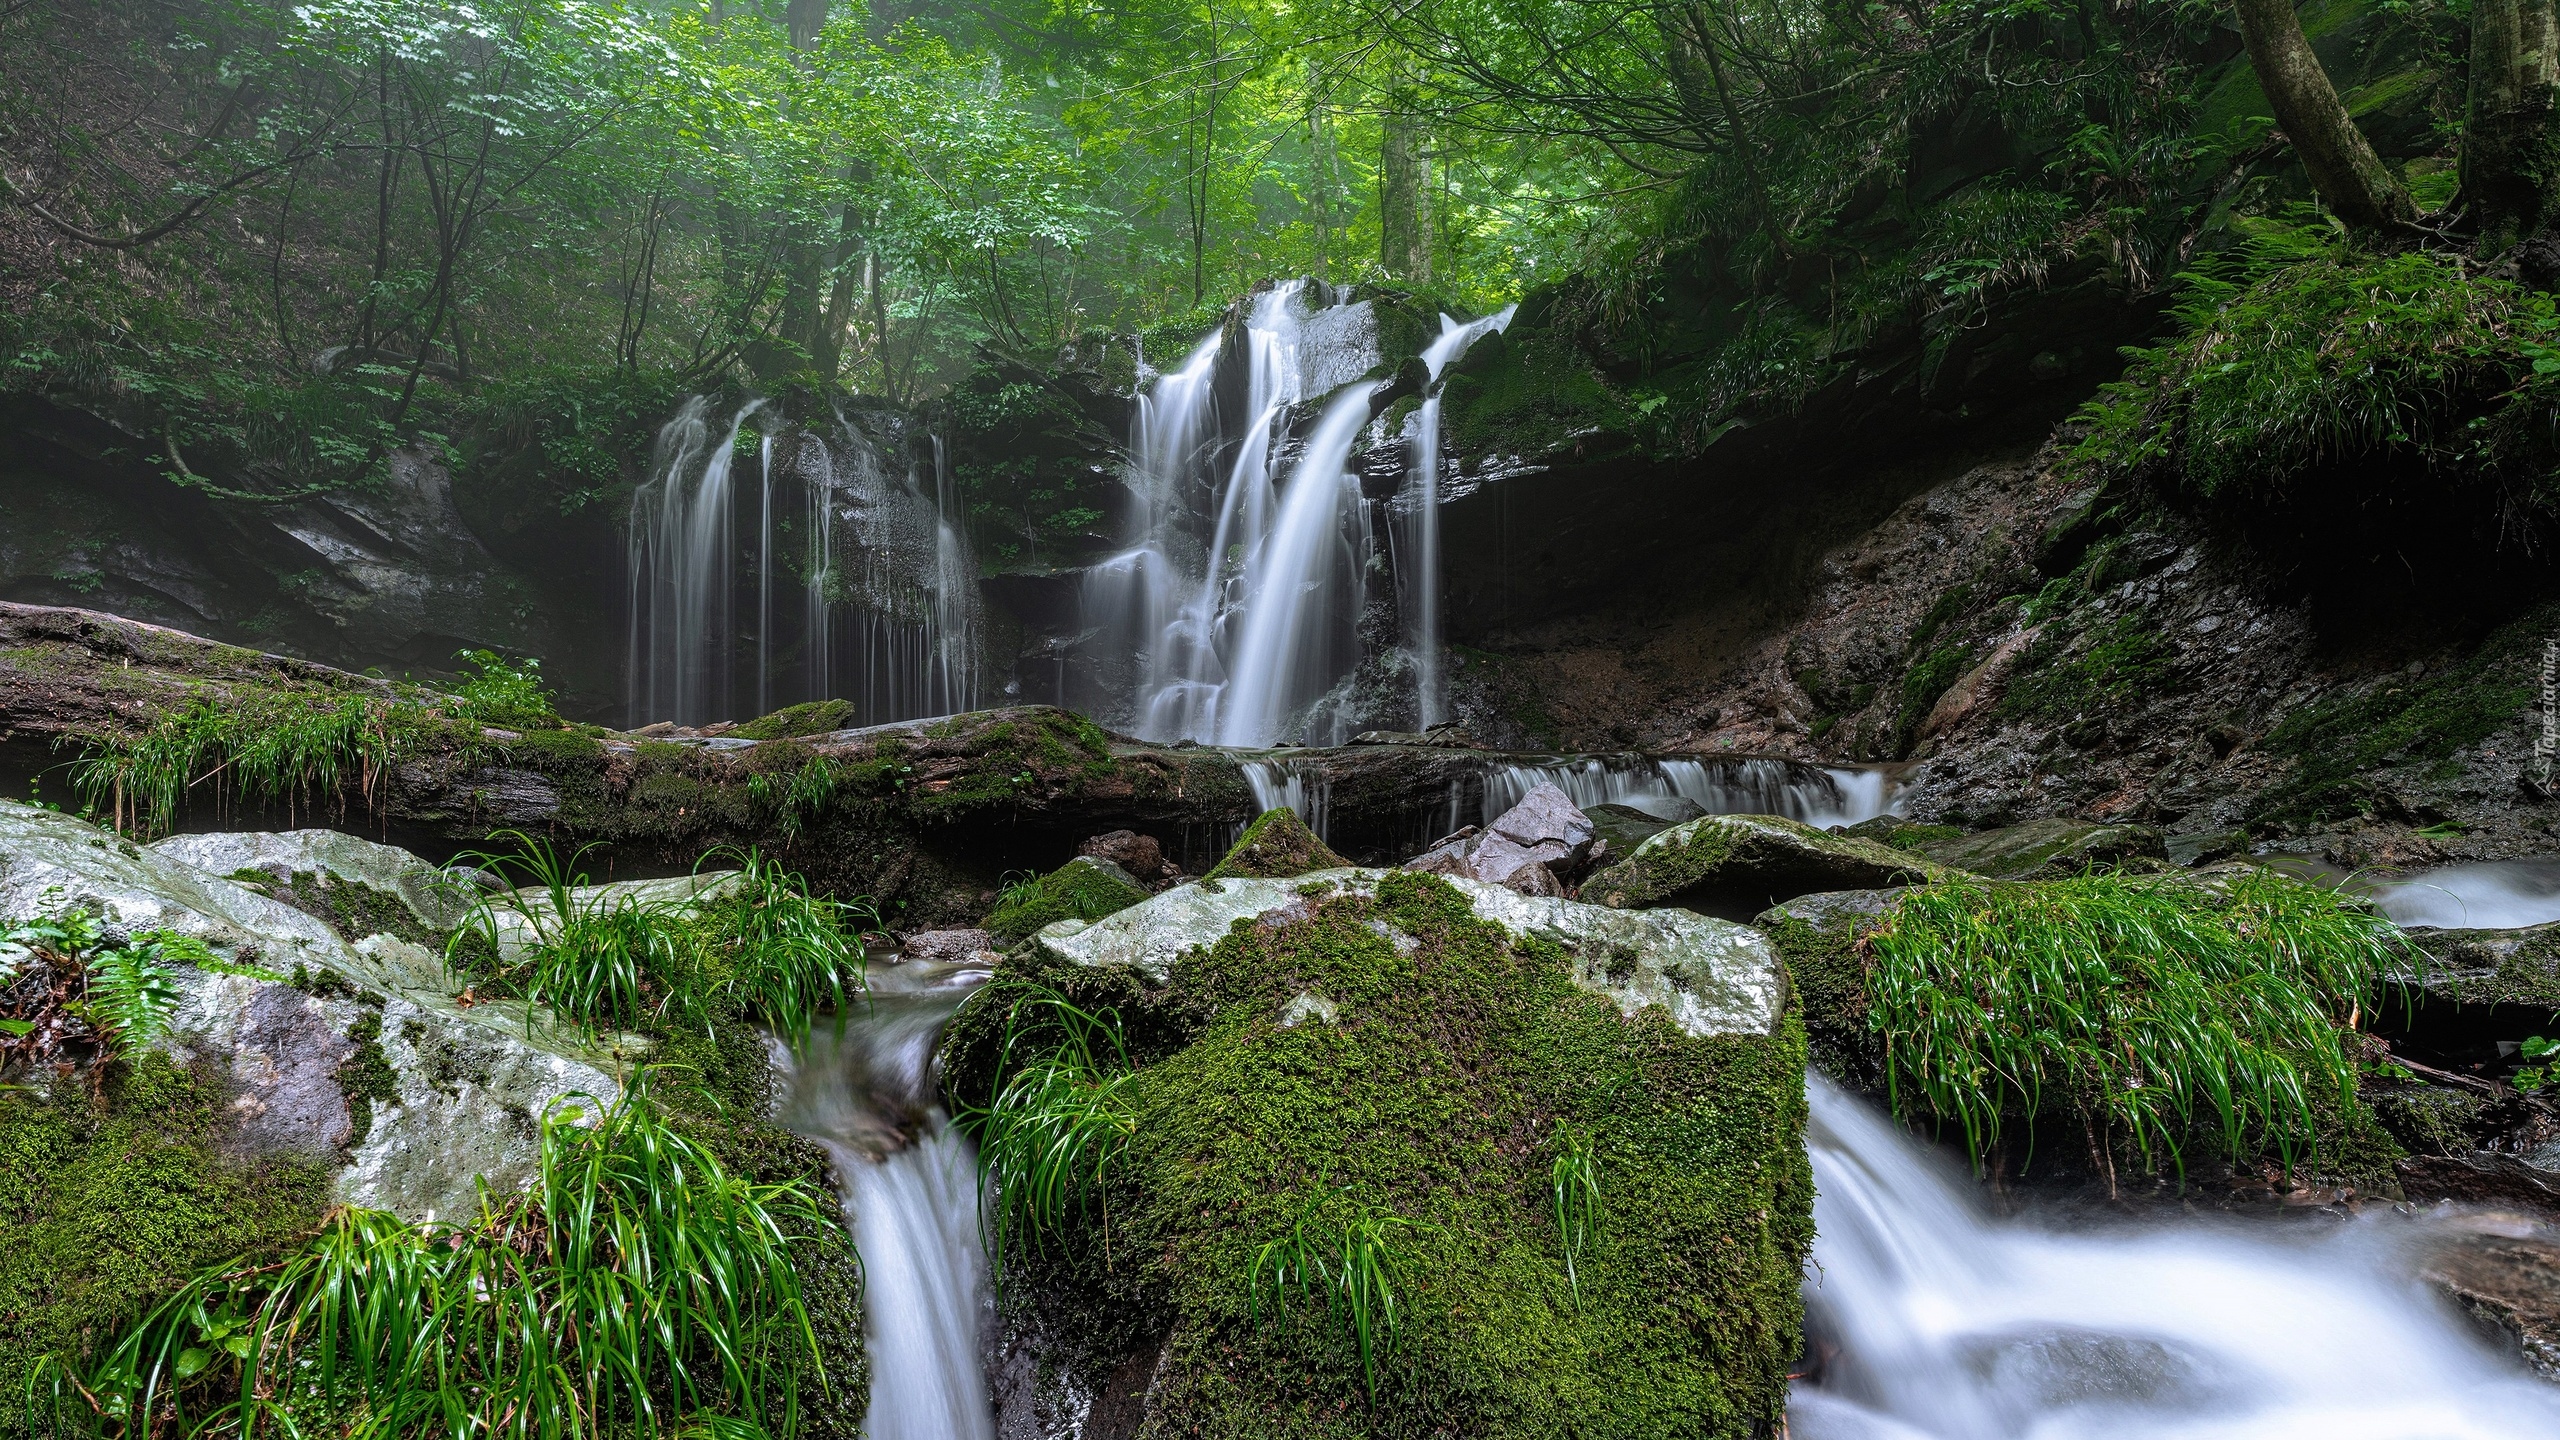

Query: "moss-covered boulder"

xmin=732 ymin=698 xmax=857 ymax=740
xmin=1205 ymin=806 xmax=1350 ymax=879
xmin=1583 ymin=813 xmax=1964 ymax=919
xmin=1916 ymin=816 xmax=2168 ymax=879
xmin=944 ymin=868 xmax=1808 ymax=1438
xmin=2405 ymin=923 xmax=2560 ymax=1008
xmin=1754 ymin=889 xmax=1900 ymax=1090
xmin=983 ymin=855 xmax=1151 ymax=942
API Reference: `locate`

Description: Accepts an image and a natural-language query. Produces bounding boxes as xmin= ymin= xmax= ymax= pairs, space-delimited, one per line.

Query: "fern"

xmin=77 ymin=942 xmax=182 ymax=1054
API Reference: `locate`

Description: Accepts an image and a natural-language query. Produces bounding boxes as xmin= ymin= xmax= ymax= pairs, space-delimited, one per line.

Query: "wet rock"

xmin=1585 ymin=813 xmax=1964 ymax=920
xmin=1203 ymin=807 xmax=1349 ymax=880
xmin=1587 ymin=800 xmax=1703 ymax=856
xmin=1079 ymin=829 xmax=1171 ymax=883
xmin=2403 ymin=924 xmax=2560 ymax=1008
xmin=2165 ymin=828 xmax=2250 ymax=867
xmin=898 ymin=928 xmax=1000 ymax=966
xmin=2421 ymin=1218 xmax=2560 ymax=1379
xmin=1755 ymin=889 xmax=1903 ymax=1086
xmin=1916 ymin=817 xmax=2168 ymax=879
xmin=149 ymin=828 xmax=478 ymax=935
xmin=1036 ymin=867 xmax=1784 ymax=1037
xmin=1402 ymin=781 xmax=1598 ymax=896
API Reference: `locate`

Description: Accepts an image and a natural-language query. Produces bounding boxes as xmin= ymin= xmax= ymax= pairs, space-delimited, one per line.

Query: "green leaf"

xmin=174 ymin=1348 xmax=210 ymax=1379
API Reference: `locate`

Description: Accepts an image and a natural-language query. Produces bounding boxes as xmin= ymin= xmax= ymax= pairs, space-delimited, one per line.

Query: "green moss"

xmin=1585 ymin=814 xmax=1955 ymax=913
xmin=2250 ymin=607 xmax=2543 ymax=826
xmin=949 ymin=870 xmax=1809 ymax=1438
xmin=1205 ymin=808 xmax=1351 ymax=881
xmin=1893 ymin=646 xmax=1973 ymax=754
xmin=1998 ymin=616 xmax=2171 ymax=723
xmin=1440 ymin=328 xmax=1634 ymax=457
xmin=0 ymin=1055 xmax=329 ymax=1435
xmin=734 ymin=700 xmax=858 ymax=741
xmin=983 ymin=857 xmax=1152 ymax=942
xmin=337 ymin=1009 xmax=401 ymax=1145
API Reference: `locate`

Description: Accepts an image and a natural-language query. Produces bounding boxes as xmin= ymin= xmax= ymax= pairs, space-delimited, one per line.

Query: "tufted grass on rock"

xmin=1203 ymin=807 xmax=1348 ymax=880
xmin=956 ymin=986 xmax=1138 ymax=1284
xmin=67 ymin=692 xmax=396 ymax=839
xmin=30 ymin=1067 xmax=832 ymax=1440
xmin=1862 ymin=870 xmax=2405 ymax=1176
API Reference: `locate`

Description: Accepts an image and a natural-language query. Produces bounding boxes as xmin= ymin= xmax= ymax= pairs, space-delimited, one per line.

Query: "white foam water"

xmin=783 ymin=959 xmax=996 ymax=1440
xmin=1799 ymin=1071 xmax=2560 ymax=1439
xmin=2373 ymin=859 xmax=2560 ymax=930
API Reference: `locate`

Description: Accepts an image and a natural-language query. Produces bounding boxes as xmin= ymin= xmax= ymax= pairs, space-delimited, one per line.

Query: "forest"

xmin=18 ymin=0 xmax=2560 ymax=1437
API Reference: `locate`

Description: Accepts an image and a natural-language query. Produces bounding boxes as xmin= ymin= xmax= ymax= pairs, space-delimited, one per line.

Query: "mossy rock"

xmin=1753 ymin=889 xmax=1900 ymax=1090
xmin=1586 ymin=802 xmax=1694 ymax=858
xmin=1583 ymin=814 xmax=1965 ymax=919
xmin=0 ymin=1056 xmax=331 ymax=1435
xmin=945 ymin=868 xmax=1808 ymax=1439
xmin=983 ymin=856 xmax=1151 ymax=942
xmin=1205 ymin=807 xmax=1349 ymax=880
xmin=1832 ymin=816 xmax=1964 ymax=854
xmin=733 ymin=699 xmax=857 ymax=740
xmin=1915 ymin=816 xmax=2167 ymax=880
xmin=2405 ymin=923 xmax=2560 ymax=1009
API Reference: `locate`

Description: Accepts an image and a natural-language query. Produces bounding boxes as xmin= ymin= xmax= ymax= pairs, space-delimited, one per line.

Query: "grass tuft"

xmin=956 ymin=986 xmax=1137 ymax=1284
xmin=67 ymin=693 xmax=395 ymax=839
xmin=1863 ymin=870 xmax=2405 ymax=1176
xmin=29 ymin=1067 xmax=831 ymax=1440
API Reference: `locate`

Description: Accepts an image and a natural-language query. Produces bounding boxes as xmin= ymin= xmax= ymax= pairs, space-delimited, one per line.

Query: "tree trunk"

xmin=776 ymin=0 xmax=831 ymax=368
xmin=2230 ymin=0 xmax=2414 ymax=229
xmin=2466 ymin=0 xmax=2560 ymax=252
xmin=1380 ymin=104 xmax=1432 ymax=283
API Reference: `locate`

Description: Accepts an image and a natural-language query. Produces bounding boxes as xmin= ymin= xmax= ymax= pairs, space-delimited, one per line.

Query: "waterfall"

xmin=628 ymin=395 xmax=766 ymax=727
xmin=625 ymin=397 xmax=980 ymax=729
xmin=1216 ymin=379 xmax=1380 ymax=747
xmin=782 ymin=957 xmax=995 ymax=1440
xmin=1797 ymin=1072 xmax=2560 ymax=1438
xmin=1402 ymin=306 xmax=1515 ymax=728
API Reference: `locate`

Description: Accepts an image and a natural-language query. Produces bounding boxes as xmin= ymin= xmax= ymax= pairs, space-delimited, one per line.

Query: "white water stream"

xmin=1799 ymin=1071 xmax=2560 ymax=1439
xmin=782 ymin=958 xmax=995 ymax=1440
xmin=1401 ymin=306 xmax=1514 ymax=729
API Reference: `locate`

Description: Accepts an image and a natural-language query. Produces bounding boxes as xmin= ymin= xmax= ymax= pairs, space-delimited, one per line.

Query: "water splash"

xmin=782 ymin=958 xmax=995 ymax=1440
xmin=1797 ymin=1071 xmax=2560 ymax=1439
xmin=2372 ymin=858 xmax=2560 ymax=930
xmin=628 ymin=396 xmax=766 ymax=727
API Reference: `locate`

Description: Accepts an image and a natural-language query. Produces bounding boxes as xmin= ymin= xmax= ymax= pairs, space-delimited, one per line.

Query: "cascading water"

xmin=625 ymin=397 xmax=981 ymax=728
xmin=1797 ymin=1071 xmax=2560 ymax=1439
xmin=1400 ymin=306 xmax=1515 ymax=729
xmin=1481 ymin=756 xmax=1895 ymax=829
xmin=782 ymin=957 xmax=995 ymax=1440
xmin=1085 ymin=281 xmax=1511 ymax=747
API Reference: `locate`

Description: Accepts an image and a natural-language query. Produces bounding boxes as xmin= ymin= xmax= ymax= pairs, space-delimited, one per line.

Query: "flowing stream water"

xmin=782 ymin=958 xmax=996 ymax=1440
xmin=1798 ymin=1071 xmax=2560 ymax=1439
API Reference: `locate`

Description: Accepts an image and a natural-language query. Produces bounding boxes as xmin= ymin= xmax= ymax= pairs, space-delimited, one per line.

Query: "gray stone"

xmin=1583 ymin=812 xmax=1964 ymax=920
xmin=900 ymin=928 xmax=1001 ymax=966
xmin=149 ymin=827 xmax=478 ymax=932
xmin=1034 ymin=868 xmax=1783 ymax=1038
xmin=1399 ymin=781 xmax=1597 ymax=897
xmin=0 ymin=802 xmax=625 ymax=1222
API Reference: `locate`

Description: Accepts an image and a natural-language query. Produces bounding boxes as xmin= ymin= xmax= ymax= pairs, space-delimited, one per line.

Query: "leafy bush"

xmin=1863 ymin=871 xmax=2405 ymax=1175
xmin=32 ymin=1069 xmax=831 ymax=1440
xmin=449 ymin=649 xmax=557 ymax=730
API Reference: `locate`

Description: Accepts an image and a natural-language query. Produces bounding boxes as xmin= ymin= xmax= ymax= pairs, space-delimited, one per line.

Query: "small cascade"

xmin=624 ymin=397 xmax=981 ymax=728
xmin=2371 ymin=857 xmax=2560 ymax=929
xmin=1400 ymin=306 xmax=1515 ymax=728
xmin=1797 ymin=1071 xmax=2560 ymax=1438
xmin=782 ymin=957 xmax=996 ymax=1440
xmin=1479 ymin=756 xmax=1894 ymax=830
xmin=1242 ymin=759 xmax=1329 ymax=839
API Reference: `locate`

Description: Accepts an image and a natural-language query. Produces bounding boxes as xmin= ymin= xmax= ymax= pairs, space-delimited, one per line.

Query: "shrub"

xmin=449 ymin=649 xmax=558 ymax=730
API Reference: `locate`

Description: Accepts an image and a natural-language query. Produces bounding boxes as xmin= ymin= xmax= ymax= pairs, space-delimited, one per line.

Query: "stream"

xmin=1796 ymin=1072 xmax=2560 ymax=1438
xmin=782 ymin=956 xmax=998 ymax=1440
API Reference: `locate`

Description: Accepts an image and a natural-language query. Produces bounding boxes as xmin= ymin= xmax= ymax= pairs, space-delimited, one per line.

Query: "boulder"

xmin=897 ymin=928 xmax=1001 ymax=967
xmin=1079 ymin=828 xmax=1172 ymax=883
xmin=0 ymin=801 xmax=624 ymax=1222
xmin=1753 ymin=889 xmax=1903 ymax=1088
xmin=1402 ymin=781 xmax=1598 ymax=897
xmin=949 ymin=864 xmax=1808 ymax=1438
xmin=1915 ymin=816 xmax=2167 ymax=879
xmin=1584 ymin=813 xmax=1964 ymax=920
xmin=2404 ymin=923 xmax=2560 ymax=1008
xmin=983 ymin=855 xmax=1152 ymax=941
xmin=1037 ymin=867 xmax=1781 ymax=1036
xmin=149 ymin=827 xmax=479 ymax=938
xmin=1202 ymin=806 xmax=1350 ymax=880
xmin=1586 ymin=800 xmax=1698 ymax=857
